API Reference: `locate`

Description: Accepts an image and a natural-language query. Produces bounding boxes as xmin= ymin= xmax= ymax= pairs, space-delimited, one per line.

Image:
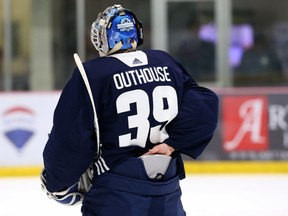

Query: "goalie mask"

xmin=91 ymin=4 xmax=143 ymax=56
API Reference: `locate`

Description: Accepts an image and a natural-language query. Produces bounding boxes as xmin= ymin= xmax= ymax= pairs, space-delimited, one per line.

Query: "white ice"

xmin=1 ymin=174 xmax=288 ymax=216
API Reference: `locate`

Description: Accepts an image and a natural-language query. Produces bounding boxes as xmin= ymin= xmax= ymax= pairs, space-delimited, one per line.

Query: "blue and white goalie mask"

xmin=91 ymin=4 xmax=143 ymax=56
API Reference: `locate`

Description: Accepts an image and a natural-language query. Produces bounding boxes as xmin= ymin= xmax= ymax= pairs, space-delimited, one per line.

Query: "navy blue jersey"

xmin=43 ymin=50 xmax=218 ymax=192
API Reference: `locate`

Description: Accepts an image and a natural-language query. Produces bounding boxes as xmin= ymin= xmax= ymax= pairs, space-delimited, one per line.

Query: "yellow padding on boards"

xmin=0 ymin=166 xmax=42 ymax=177
xmin=1 ymin=162 xmax=288 ymax=177
xmin=184 ymin=161 xmax=288 ymax=174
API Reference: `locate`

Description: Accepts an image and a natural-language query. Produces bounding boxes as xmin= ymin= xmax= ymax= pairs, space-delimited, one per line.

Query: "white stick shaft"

xmin=73 ymin=53 xmax=100 ymax=156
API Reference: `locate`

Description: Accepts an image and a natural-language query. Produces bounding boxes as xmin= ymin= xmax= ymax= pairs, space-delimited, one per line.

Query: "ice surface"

xmin=1 ymin=174 xmax=288 ymax=216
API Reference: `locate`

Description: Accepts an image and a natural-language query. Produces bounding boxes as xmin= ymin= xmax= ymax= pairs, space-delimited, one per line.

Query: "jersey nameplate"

xmin=110 ymin=50 xmax=148 ymax=67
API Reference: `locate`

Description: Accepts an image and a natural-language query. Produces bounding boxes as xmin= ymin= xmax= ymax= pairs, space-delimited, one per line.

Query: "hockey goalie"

xmin=41 ymin=4 xmax=218 ymax=216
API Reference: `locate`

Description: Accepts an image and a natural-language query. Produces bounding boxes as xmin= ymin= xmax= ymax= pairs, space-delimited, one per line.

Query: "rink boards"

xmin=1 ymin=88 xmax=288 ymax=176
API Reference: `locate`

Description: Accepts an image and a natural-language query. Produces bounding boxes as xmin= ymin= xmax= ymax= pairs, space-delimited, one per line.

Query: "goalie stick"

xmin=39 ymin=54 xmax=98 ymax=204
xmin=73 ymin=53 xmax=100 ymax=159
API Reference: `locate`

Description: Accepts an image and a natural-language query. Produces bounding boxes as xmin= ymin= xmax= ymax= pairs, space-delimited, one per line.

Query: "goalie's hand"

xmin=40 ymin=168 xmax=93 ymax=205
xmin=143 ymin=143 xmax=175 ymax=156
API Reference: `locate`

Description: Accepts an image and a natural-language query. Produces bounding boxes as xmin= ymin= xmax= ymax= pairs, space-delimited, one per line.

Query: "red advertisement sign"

xmin=222 ymin=96 xmax=268 ymax=152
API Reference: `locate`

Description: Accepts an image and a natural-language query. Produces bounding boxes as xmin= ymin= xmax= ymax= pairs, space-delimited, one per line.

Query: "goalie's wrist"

xmin=40 ymin=168 xmax=84 ymax=205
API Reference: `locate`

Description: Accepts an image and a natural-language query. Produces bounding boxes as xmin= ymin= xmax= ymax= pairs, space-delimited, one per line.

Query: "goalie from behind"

xmin=41 ymin=4 xmax=218 ymax=216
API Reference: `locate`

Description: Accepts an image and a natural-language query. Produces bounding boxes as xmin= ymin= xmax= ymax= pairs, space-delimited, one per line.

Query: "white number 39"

xmin=116 ymin=86 xmax=178 ymax=147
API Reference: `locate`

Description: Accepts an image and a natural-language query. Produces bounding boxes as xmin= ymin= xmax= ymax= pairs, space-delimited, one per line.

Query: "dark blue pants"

xmin=81 ymin=157 xmax=186 ymax=216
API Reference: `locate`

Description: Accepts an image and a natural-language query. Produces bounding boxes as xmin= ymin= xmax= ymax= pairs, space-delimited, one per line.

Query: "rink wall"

xmin=1 ymin=88 xmax=288 ymax=176
xmin=0 ymin=92 xmax=60 ymax=177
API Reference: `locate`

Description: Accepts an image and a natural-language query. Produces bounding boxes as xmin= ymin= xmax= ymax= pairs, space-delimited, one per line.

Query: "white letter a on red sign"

xmin=224 ymin=99 xmax=266 ymax=151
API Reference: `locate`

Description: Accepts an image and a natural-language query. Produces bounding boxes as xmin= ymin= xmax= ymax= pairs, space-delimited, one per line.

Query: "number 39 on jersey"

xmin=116 ymin=85 xmax=178 ymax=148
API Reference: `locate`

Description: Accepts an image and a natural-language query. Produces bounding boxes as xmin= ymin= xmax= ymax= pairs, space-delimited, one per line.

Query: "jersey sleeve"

xmin=43 ymin=68 xmax=97 ymax=192
xmin=165 ymin=64 xmax=219 ymax=159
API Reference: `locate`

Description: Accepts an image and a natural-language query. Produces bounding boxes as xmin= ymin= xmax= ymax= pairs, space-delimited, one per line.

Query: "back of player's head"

xmin=91 ymin=4 xmax=143 ymax=57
